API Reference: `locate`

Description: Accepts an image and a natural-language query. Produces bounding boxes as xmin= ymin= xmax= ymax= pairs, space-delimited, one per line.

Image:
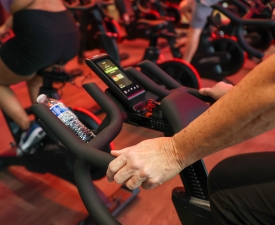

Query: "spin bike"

xmin=189 ymin=1 xmax=275 ymax=83
xmin=123 ymin=6 xmax=202 ymax=88
xmin=65 ymin=0 xmax=201 ymax=89
xmin=0 ymin=59 xmax=139 ymax=224
xmin=32 ymin=53 xmax=216 ymax=225
xmin=132 ymin=0 xmax=183 ymax=26
xmin=220 ymin=0 xmax=275 ymax=52
xmin=64 ymin=0 xmax=122 ymax=64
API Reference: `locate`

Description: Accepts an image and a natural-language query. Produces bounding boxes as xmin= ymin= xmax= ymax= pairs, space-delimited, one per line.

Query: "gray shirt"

xmin=190 ymin=0 xmax=221 ymax=28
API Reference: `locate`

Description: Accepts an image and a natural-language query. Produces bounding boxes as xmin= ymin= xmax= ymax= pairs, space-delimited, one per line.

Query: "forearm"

xmin=173 ymin=54 xmax=275 ymax=168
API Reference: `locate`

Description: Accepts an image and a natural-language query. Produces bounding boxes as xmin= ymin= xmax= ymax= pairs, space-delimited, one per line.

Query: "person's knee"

xmin=208 ymin=157 xmax=235 ymax=192
xmin=208 ymin=164 xmax=221 ymax=196
xmin=179 ymin=1 xmax=190 ymax=13
xmin=26 ymin=75 xmax=43 ymax=87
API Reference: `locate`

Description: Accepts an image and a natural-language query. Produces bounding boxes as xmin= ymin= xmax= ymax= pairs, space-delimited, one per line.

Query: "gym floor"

xmin=1 ymin=38 xmax=275 ymax=225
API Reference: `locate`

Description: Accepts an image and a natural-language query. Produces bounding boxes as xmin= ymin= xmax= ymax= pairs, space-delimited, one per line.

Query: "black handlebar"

xmin=32 ymin=83 xmax=122 ymax=168
xmin=74 ymin=159 xmax=121 ymax=225
xmin=31 ymin=83 xmax=122 ymax=225
xmin=137 ymin=61 xmax=182 ymax=89
xmin=212 ymin=3 xmax=275 ymax=26
xmin=125 ymin=67 xmax=171 ymax=99
xmin=135 ymin=60 xmax=216 ymax=104
xmin=235 ymin=25 xmax=263 ymax=59
xmin=225 ymin=0 xmax=250 ymax=13
xmin=31 ymin=61 xmax=214 ymax=225
xmin=212 ymin=3 xmax=275 ymax=58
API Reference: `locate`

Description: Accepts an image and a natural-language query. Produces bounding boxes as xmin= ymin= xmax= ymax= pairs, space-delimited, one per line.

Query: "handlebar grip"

xmin=32 ymin=104 xmax=114 ymax=169
xmin=235 ymin=25 xmax=264 ymax=59
xmin=31 ymin=83 xmax=122 ymax=169
xmin=125 ymin=67 xmax=216 ymax=104
xmin=213 ymin=3 xmax=275 ymax=26
xmin=137 ymin=60 xmax=182 ymax=89
xmin=32 ymin=82 xmax=123 ymax=225
xmin=184 ymin=88 xmax=216 ymax=104
xmin=83 ymin=83 xmax=123 ymax=150
xmin=125 ymin=67 xmax=171 ymax=99
xmin=74 ymin=159 xmax=121 ymax=225
xmin=226 ymin=0 xmax=249 ymax=12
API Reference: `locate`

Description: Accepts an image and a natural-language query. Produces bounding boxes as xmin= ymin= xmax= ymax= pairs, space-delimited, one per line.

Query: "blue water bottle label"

xmin=50 ymin=103 xmax=70 ymax=117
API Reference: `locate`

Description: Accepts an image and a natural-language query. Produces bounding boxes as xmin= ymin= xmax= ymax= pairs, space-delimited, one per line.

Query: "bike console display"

xmin=85 ymin=54 xmax=145 ymax=107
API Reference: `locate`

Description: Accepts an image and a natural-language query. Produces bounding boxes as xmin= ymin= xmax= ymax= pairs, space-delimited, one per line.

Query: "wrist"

xmin=169 ymin=135 xmax=188 ymax=170
xmin=171 ymin=129 xmax=201 ymax=169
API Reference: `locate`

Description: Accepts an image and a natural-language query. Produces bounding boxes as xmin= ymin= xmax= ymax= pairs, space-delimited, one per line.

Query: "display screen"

xmin=96 ymin=59 xmax=132 ymax=89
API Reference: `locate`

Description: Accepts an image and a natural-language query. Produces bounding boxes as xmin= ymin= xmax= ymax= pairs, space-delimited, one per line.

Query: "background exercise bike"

xmin=65 ymin=0 xmax=202 ymax=89
xmin=64 ymin=0 xmax=123 ymax=64
xmin=33 ymin=53 xmax=216 ymax=225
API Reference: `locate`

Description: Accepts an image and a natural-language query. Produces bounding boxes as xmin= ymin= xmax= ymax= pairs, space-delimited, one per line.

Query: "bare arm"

xmin=107 ymin=53 xmax=275 ymax=190
xmin=0 ymin=16 xmax=13 ymax=36
xmin=173 ymin=53 xmax=275 ymax=168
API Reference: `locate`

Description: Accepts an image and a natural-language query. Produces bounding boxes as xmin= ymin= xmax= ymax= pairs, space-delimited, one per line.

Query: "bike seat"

xmin=137 ymin=19 xmax=167 ymax=31
xmin=37 ymin=65 xmax=83 ymax=83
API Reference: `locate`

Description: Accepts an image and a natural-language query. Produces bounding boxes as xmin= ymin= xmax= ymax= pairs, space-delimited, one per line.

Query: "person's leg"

xmin=179 ymin=0 xmax=194 ymax=22
xmin=0 ymin=58 xmax=45 ymax=152
xmin=0 ymin=58 xmax=35 ymax=129
xmin=208 ymin=152 xmax=275 ymax=225
xmin=182 ymin=27 xmax=202 ymax=62
xmin=115 ymin=0 xmax=130 ymax=24
xmin=26 ymin=64 xmax=65 ymax=104
xmin=26 ymin=75 xmax=43 ymax=104
xmin=182 ymin=0 xmax=217 ymax=62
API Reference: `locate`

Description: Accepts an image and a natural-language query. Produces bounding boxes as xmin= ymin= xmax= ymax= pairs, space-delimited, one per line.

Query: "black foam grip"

xmin=235 ymin=25 xmax=263 ymax=59
xmin=125 ymin=67 xmax=171 ymax=99
xmin=137 ymin=60 xmax=182 ymax=89
xmin=74 ymin=159 xmax=121 ymax=225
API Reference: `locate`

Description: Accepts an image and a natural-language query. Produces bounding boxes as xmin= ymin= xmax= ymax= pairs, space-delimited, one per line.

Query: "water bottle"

xmin=37 ymin=94 xmax=95 ymax=143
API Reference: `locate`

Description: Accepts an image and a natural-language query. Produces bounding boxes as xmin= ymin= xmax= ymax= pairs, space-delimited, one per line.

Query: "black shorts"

xmin=208 ymin=152 xmax=275 ymax=224
xmin=0 ymin=9 xmax=79 ymax=76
